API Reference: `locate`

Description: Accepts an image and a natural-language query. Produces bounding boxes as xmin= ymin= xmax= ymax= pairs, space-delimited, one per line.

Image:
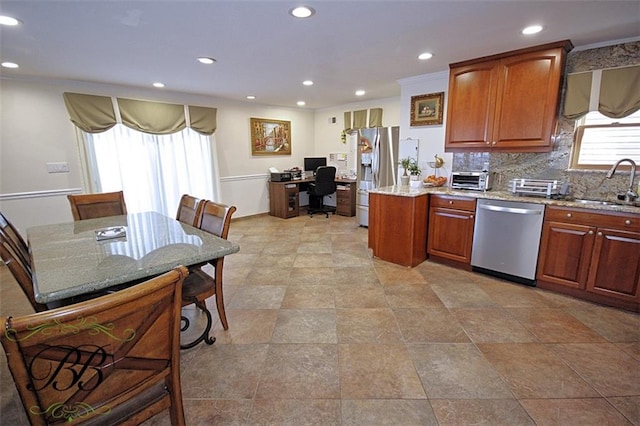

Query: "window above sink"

xmin=570 ymin=110 xmax=640 ymax=171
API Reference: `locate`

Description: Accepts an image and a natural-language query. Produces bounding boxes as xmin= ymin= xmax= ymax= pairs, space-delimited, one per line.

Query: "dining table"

xmin=27 ymin=211 xmax=240 ymax=305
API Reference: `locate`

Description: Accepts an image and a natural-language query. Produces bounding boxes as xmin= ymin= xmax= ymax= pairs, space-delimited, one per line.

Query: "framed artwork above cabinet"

xmin=444 ymin=40 xmax=573 ymax=153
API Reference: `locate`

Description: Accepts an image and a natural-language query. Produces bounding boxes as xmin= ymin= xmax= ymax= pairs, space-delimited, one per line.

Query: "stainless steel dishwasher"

xmin=471 ymin=199 xmax=545 ymax=285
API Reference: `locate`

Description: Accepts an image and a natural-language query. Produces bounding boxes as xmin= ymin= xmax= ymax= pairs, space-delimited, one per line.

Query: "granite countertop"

xmin=371 ymin=185 xmax=640 ymax=215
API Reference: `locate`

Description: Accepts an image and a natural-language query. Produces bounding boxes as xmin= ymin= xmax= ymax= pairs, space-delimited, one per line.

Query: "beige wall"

xmin=0 ymin=75 xmax=402 ymax=232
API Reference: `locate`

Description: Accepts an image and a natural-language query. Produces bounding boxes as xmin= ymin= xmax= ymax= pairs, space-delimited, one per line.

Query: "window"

xmin=81 ymin=124 xmax=219 ymax=216
xmin=570 ymin=110 xmax=640 ymax=170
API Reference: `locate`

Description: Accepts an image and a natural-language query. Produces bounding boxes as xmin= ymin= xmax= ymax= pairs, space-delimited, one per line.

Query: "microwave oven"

xmin=451 ymin=171 xmax=493 ymax=191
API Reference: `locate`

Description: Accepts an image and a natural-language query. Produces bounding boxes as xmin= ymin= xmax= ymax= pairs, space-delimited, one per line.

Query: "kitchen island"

xmin=368 ymin=188 xmax=428 ymax=267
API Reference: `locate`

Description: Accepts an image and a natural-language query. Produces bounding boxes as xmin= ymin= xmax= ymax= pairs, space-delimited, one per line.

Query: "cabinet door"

xmin=587 ymin=228 xmax=640 ymax=302
xmin=537 ymin=221 xmax=595 ymax=289
xmin=444 ymin=60 xmax=499 ymax=151
xmin=491 ymin=47 xmax=564 ymax=151
xmin=427 ymin=207 xmax=475 ymax=264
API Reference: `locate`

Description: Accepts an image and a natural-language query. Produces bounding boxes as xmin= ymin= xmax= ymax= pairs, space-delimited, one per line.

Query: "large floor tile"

xmin=607 ymin=396 xmax=640 ymax=425
xmin=430 ymin=281 xmax=498 ymax=308
xmin=520 ymin=398 xmax=633 ymax=425
xmin=408 ymin=343 xmax=513 ymax=399
xmin=334 ymin=284 xmax=389 ymax=308
xmin=430 ymin=399 xmax=535 ymax=426
xmin=507 ymin=308 xmax=607 ymax=343
xmin=549 ymin=343 xmax=640 ymax=396
xmin=383 ymin=283 xmax=444 ymax=308
xmin=339 ymin=343 xmax=426 ymax=399
xmin=212 ymin=309 xmax=278 ymax=344
xmin=248 ymin=399 xmax=340 ymax=425
xmin=478 ymin=343 xmax=600 ymax=399
xmin=341 ymin=399 xmax=438 ymax=426
xmin=271 ymin=309 xmax=337 ymax=343
xmin=394 ymin=307 xmax=470 ymax=343
xmin=336 ymin=308 xmax=404 ymax=343
xmin=451 ymin=308 xmax=539 ymax=343
xmin=254 ymin=343 xmax=340 ymax=399
xmin=280 ymin=285 xmax=335 ymax=309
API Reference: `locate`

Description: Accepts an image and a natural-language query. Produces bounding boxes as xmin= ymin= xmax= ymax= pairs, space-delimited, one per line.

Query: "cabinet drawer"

xmin=430 ymin=194 xmax=476 ymax=211
xmin=545 ymin=206 xmax=640 ymax=231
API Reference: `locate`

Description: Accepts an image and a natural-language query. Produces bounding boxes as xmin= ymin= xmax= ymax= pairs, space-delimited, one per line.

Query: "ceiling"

xmin=1 ymin=1 xmax=639 ymax=110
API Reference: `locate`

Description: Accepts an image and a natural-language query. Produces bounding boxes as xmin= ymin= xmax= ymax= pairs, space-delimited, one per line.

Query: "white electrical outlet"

xmin=46 ymin=162 xmax=70 ymax=173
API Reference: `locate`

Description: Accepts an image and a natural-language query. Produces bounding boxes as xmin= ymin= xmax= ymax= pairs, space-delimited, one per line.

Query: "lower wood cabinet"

xmin=427 ymin=194 xmax=476 ymax=266
xmin=368 ymin=192 xmax=428 ymax=267
xmin=537 ymin=206 xmax=640 ymax=312
xmin=336 ymin=182 xmax=356 ymax=217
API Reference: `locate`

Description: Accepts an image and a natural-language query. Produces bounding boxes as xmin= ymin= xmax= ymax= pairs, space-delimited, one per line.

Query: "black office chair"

xmin=307 ymin=166 xmax=337 ymax=218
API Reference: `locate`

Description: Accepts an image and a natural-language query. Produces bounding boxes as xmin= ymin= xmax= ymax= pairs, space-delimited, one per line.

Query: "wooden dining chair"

xmin=0 ymin=266 xmax=188 ymax=426
xmin=181 ymin=200 xmax=236 ymax=349
xmin=176 ymin=194 xmax=203 ymax=226
xmin=0 ymin=234 xmax=48 ymax=312
xmin=67 ymin=190 xmax=127 ymax=220
xmin=0 ymin=212 xmax=31 ymax=272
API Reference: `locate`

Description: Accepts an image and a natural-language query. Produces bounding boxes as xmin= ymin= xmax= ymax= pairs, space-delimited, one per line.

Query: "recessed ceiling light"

xmin=302 ymin=80 xmax=314 ymax=86
xmin=0 ymin=15 xmax=21 ymax=26
xmin=289 ymin=6 xmax=315 ymax=18
xmin=197 ymin=57 xmax=216 ymax=64
xmin=418 ymin=52 xmax=433 ymax=60
xmin=1 ymin=62 xmax=19 ymax=69
xmin=522 ymin=25 xmax=543 ymax=35
xmin=153 ymin=82 xmax=165 ymax=88
xmin=297 ymin=101 xmax=306 ymax=106
xmin=355 ymin=90 xmax=366 ymax=96
xmin=246 ymin=95 xmax=256 ymax=100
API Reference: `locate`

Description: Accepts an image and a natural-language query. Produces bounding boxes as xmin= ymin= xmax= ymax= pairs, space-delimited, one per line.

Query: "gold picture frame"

xmin=410 ymin=92 xmax=444 ymax=126
xmin=250 ymin=117 xmax=291 ymax=155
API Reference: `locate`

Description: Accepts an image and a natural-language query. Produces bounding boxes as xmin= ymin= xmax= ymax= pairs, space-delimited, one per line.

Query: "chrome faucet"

xmin=606 ymin=158 xmax=638 ymax=203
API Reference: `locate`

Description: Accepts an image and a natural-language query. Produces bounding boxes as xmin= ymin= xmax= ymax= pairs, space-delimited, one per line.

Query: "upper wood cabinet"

xmin=445 ymin=40 xmax=573 ymax=153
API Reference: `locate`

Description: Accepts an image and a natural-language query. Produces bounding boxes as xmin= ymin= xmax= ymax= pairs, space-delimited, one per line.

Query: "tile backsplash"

xmin=452 ymin=41 xmax=639 ymax=201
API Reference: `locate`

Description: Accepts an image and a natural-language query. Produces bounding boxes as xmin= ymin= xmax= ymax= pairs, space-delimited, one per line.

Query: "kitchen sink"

xmin=571 ymin=198 xmax=639 ymax=207
xmin=572 ymin=199 xmax=618 ymax=206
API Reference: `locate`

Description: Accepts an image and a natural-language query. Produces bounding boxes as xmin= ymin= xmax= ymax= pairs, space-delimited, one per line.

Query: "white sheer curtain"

xmin=79 ymin=124 xmax=219 ymax=216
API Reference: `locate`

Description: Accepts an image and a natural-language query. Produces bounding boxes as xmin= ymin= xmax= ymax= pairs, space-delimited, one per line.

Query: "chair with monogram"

xmin=0 ymin=266 xmax=188 ymax=425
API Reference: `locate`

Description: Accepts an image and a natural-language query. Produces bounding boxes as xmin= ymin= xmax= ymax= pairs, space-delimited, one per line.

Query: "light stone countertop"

xmin=370 ymin=185 xmax=640 ymax=215
xmin=27 ymin=211 xmax=240 ymax=304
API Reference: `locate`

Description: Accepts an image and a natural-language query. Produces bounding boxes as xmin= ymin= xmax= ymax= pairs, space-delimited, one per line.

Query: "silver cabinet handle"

xmin=567 ymin=213 xmax=573 ymax=218
xmin=597 ymin=231 xmax=603 ymax=237
xmin=625 ymin=219 xmax=632 ymax=225
xmin=588 ymin=230 xmax=594 ymax=235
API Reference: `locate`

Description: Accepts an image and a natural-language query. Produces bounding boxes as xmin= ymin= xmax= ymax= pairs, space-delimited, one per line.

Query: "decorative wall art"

xmin=250 ymin=117 xmax=291 ymax=155
xmin=410 ymin=92 xmax=444 ymax=126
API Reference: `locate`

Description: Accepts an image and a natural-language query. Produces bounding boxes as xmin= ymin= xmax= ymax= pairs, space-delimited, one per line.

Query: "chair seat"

xmin=181 ymin=268 xmax=215 ymax=303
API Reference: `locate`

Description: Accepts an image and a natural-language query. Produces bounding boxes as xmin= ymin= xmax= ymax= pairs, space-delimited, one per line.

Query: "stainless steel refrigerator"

xmin=356 ymin=126 xmax=400 ymax=227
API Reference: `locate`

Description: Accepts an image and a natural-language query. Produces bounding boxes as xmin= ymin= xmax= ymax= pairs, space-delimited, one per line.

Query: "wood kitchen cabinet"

xmin=445 ymin=40 xmax=572 ymax=153
xmin=368 ymin=192 xmax=428 ymax=267
xmin=427 ymin=194 xmax=476 ymax=267
xmin=537 ymin=206 xmax=640 ymax=312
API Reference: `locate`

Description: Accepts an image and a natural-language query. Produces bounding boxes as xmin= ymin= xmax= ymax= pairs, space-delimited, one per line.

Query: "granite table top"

xmin=27 ymin=211 xmax=240 ymax=304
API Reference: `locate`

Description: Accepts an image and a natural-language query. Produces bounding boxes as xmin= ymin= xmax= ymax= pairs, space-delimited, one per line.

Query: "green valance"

xmin=63 ymin=92 xmax=218 ymax=135
xmin=562 ymin=65 xmax=640 ymax=119
xmin=353 ymin=110 xmax=367 ymax=129
xmin=369 ymin=108 xmax=383 ymax=127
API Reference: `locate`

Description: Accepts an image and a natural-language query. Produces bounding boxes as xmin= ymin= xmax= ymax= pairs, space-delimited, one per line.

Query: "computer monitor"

xmin=303 ymin=157 xmax=327 ymax=176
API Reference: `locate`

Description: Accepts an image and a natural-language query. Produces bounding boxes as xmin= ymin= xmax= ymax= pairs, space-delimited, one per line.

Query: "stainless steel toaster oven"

xmin=451 ymin=171 xmax=493 ymax=191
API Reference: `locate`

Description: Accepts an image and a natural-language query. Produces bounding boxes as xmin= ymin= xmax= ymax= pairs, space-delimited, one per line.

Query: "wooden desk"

xmin=27 ymin=212 xmax=239 ymax=304
xmin=269 ymin=177 xmax=357 ymax=218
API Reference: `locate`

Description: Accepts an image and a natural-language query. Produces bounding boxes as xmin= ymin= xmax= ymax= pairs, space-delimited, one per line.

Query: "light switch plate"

xmin=46 ymin=162 xmax=69 ymax=173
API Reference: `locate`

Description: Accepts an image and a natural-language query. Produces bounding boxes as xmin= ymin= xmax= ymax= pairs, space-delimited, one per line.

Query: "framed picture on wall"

xmin=250 ymin=117 xmax=291 ymax=155
xmin=410 ymin=92 xmax=444 ymax=126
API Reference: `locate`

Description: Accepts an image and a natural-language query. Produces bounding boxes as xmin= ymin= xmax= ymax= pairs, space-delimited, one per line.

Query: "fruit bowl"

xmin=423 ymin=175 xmax=447 ymax=187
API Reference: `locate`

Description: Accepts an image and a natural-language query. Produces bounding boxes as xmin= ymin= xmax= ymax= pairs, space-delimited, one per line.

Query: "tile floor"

xmin=1 ymin=212 xmax=639 ymax=425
